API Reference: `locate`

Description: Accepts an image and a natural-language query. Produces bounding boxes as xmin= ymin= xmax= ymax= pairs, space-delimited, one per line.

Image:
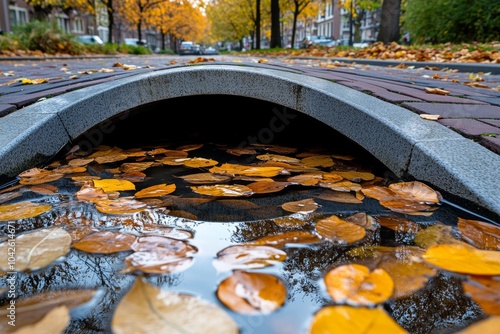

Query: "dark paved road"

xmin=1 ymin=54 xmax=499 ymax=155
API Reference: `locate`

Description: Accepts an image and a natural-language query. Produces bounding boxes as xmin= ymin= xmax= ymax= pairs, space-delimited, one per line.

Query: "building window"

xmin=8 ymin=5 xmax=28 ymax=28
xmin=73 ymin=18 xmax=84 ymax=33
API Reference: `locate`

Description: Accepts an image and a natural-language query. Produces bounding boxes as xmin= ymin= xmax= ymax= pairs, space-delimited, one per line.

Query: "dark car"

xmin=179 ymin=41 xmax=202 ymax=55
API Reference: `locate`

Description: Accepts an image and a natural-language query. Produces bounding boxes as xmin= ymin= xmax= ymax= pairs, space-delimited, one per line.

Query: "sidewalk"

xmin=1 ymin=54 xmax=499 ymax=155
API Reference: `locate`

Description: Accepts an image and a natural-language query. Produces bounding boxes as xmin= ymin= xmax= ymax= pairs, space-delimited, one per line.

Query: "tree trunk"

xmin=107 ymin=0 xmax=114 ymax=43
xmin=377 ymin=0 xmax=401 ymax=44
xmin=270 ymin=0 xmax=281 ymax=48
xmin=291 ymin=7 xmax=299 ymax=48
xmin=256 ymin=0 xmax=261 ymax=49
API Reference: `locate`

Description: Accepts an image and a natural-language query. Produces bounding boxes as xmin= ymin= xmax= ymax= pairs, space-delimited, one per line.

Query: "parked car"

xmin=179 ymin=41 xmax=202 ymax=55
xmin=77 ymin=35 xmax=104 ymax=45
xmin=124 ymin=38 xmax=148 ymax=48
xmin=203 ymin=46 xmax=219 ymax=55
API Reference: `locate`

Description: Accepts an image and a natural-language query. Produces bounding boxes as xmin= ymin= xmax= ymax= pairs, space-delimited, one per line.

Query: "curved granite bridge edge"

xmin=0 ymin=64 xmax=499 ymax=217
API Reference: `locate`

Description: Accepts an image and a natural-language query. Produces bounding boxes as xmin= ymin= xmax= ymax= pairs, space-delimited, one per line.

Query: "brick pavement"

xmin=1 ymin=55 xmax=499 ymax=154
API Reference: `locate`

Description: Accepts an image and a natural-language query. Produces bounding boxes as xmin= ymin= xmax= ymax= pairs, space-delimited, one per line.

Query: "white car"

xmin=77 ymin=35 xmax=104 ymax=45
xmin=124 ymin=38 xmax=148 ymax=47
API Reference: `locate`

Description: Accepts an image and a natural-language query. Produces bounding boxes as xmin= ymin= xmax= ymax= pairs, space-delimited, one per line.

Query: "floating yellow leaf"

xmin=190 ymin=184 xmax=253 ymax=197
xmin=287 ymin=173 xmax=323 ymax=186
xmin=422 ymin=243 xmax=500 ymax=275
xmin=375 ymin=215 xmax=421 ymax=233
xmin=0 ymin=201 xmax=52 ymax=221
xmin=300 ymin=155 xmax=334 ymax=168
xmin=182 ymin=157 xmax=219 ymax=168
xmin=95 ymin=197 xmax=147 ymax=214
xmin=18 ymin=167 xmax=64 ymax=185
xmin=134 ymin=184 xmax=176 ymax=198
xmin=456 ymin=316 xmax=500 ymax=333
xmin=112 ymin=278 xmax=238 ymax=334
xmin=316 ymin=215 xmax=366 ymax=244
xmin=209 ymin=163 xmax=284 ymax=177
xmin=119 ymin=162 xmax=155 ymax=173
xmin=334 ymin=171 xmax=375 ymax=181
xmin=93 ymin=179 xmax=136 ymax=192
xmin=324 ymin=264 xmax=394 ymax=306
xmin=309 ymin=305 xmax=407 ymax=334
xmin=216 ymin=270 xmax=286 ymax=315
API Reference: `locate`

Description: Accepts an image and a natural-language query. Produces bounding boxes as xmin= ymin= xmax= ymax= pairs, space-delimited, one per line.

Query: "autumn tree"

xmin=148 ymin=0 xmax=206 ymax=50
xmin=206 ymin=0 xmax=254 ymax=49
xmin=339 ymin=0 xmax=381 ymax=44
xmin=117 ymin=0 xmax=168 ymax=43
xmin=287 ymin=0 xmax=317 ymax=49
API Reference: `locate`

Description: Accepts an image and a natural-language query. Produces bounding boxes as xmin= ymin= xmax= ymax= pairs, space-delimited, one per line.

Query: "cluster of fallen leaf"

xmin=265 ymin=42 xmax=500 ymax=64
xmin=0 ymin=141 xmax=499 ymax=333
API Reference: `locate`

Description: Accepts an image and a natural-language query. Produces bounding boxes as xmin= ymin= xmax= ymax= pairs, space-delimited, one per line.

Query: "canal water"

xmin=0 ymin=95 xmax=497 ymax=333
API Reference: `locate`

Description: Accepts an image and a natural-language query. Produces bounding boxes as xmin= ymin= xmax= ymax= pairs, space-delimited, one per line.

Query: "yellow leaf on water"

xmin=324 ymin=264 xmax=394 ymax=306
xmin=456 ymin=316 xmax=500 ymax=333
xmin=190 ymin=184 xmax=253 ymax=197
xmin=93 ymin=179 xmax=136 ymax=192
xmin=216 ymin=270 xmax=286 ymax=315
xmin=72 ymin=231 xmax=137 ymax=254
xmin=0 ymin=201 xmax=52 ymax=221
xmin=422 ymin=243 xmax=500 ymax=275
xmin=462 ymin=275 xmax=500 ymax=316
xmin=134 ymin=184 xmax=176 ymax=198
xmin=112 ymin=278 xmax=238 ymax=334
xmin=281 ymin=198 xmax=319 ymax=214
xmin=309 ymin=305 xmax=407 ymax=334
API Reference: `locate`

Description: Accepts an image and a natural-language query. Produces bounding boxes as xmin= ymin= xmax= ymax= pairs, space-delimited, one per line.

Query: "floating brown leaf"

xmin=414 ymin=222 xmax=465 ymax=248
xmin=216 ymin=270 xmax=286 ymax=315
xmin=0 ymin=289 xmax=97 ymax=333
xmin=0 ymin=227 xmax=71 ymax=271
xmin=178 ymin=172 xmax=231 ymax=184
xmin=18 ymin=168 xmax=64 ymax=185
xmin=388 ymin=181 xmax=441 ymax=204
xmin=130 ymin=236 xmax=198 ymax=256
xmin=112 ymin=278 xmax=238 ymax=334
xmin=457 ymin=218 xmax=500 ymax=250
xmin=375 ymin=215 xmax=421 ymax=233
xmin=309 ymin=305 xmax=407 ymax=334
xmin=72 ymin=231 xmax=136 ymax=254
xmin=316 ymin=215 xmax=366 ymax=244
xmin=248 ymin=230 xmax=321 ymax=248
xmin=119 ymin=162 xmax=155 ymax=173
xmin=334 ymin=171 xmax=375 ymax=181
xmin=0 ymin=201 xmax=52 ymax=221
xmin=463 ymin=275 xmax=500 ymax=316
xmin=324 ymin=263 xmax=394 ymax=306
xmin=256 ymin=153 xmax=300 ymax=163
xmin=246 ymin=180 xmax=290 ymax=194
xmin=316 ymin=190 xmax=362 ymax=204
xmin=281 ymin=198 xmax=319 ymax=214
xmin=28 ymin=184 xmax=58 ymax=195
xmin=213 ymin=244 xmax=287 ymax=272
xmin=287 ymin=173 xmax=323 ymax=186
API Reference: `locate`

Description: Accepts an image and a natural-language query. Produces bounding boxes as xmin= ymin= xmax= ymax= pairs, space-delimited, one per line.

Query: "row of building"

xmin=1 ymin=0 xmax=380 ymax=50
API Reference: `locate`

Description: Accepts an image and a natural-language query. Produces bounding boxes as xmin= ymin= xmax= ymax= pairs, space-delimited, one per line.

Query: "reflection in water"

xmin=0 ymin=99 xmax=497 ymax=333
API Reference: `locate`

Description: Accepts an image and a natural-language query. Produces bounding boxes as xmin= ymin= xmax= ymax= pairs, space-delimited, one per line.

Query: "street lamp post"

xmin=348 ymin=0 xmax=354 ymax=46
